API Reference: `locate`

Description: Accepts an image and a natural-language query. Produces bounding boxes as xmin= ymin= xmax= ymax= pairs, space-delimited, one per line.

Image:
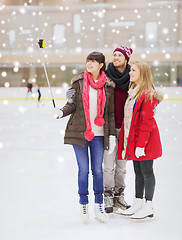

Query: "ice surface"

xmin=0 ymin=87 xmax=182 ymax=240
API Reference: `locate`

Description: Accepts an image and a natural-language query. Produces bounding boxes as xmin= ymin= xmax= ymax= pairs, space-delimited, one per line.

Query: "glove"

xmin=66 ymin=87 xmax=76 ymax=100
xmin=54 ymin=107 xmax=63 ymax=119
xmin=108 ymin=135 xmax=116 ymax=154
xmin=135 ymin=147 xmax=146 ymax=158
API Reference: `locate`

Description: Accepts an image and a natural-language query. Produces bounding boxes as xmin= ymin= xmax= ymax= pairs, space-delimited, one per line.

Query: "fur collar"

xmin=71 ymin=72 xmax=115 ymax=88
xmin=153 ymin=90 xmax=163 ymax=103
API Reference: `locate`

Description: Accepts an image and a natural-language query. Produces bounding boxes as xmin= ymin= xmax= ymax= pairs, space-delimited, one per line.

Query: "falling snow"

xmin=0 ymin=1 xmax=182 ymax=238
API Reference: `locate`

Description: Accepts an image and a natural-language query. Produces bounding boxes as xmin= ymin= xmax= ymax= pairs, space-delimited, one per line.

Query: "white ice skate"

xmin=94 ymin=203 xmax=107 ymax=223
xmin=131 ymin=200 xmax=154 ymax=221
xmin=80 ymin=203 xmax=89 ymax=223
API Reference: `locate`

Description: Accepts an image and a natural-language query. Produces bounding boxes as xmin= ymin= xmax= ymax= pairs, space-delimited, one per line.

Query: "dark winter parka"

xmin=61 ymin=73 xmax=116 ymax=150
xmin=118 ymin=91 xmax=163 ymax=161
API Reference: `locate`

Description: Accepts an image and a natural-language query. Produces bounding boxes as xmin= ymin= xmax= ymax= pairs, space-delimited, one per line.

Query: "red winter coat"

xmin=118 ymin=91 xmax=163 ymax=161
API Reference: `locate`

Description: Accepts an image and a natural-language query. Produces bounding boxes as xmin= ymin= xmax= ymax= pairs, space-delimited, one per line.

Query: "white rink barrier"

xmin=0 ymin=86 xmax=181 ymax=100
xmin=0 ymin=87 xmax=68 ymax=100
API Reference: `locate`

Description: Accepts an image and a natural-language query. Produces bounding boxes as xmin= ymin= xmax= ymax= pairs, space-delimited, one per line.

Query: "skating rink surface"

xmin=0 ymin=87 xmax=182 ymax=240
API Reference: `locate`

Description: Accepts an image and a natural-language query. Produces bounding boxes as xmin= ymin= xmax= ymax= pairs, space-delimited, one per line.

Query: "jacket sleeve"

xmin=117 ymin=120 xmax=124 ymax=159
xmin=108 ymin=87 xmax=116 ymax=136
xmin=136 ymin=98 xmax=157 ymax=148
xmin=60 ymin=82 xmax=77 ymax=117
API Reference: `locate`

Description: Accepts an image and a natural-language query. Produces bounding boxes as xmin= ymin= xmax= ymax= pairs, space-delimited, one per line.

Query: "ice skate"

xmin=94 ymin=203 xmax=107 ymax=223
xmin=131 ymin=200 xmax=154 ymax=220
xmin=113 ymin=188 xmax=131 ymax=211
xmin=104 ymin=190 xmax=114 ymax=213
xmin=116 ymin=198 xmax=143 ymax=216
xmin=80 ymin=203 xmax=89 ymax=223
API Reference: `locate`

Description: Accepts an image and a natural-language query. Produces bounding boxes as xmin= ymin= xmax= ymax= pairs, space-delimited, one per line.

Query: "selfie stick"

xmin=37 ymin=39 xmax=56 ymax=108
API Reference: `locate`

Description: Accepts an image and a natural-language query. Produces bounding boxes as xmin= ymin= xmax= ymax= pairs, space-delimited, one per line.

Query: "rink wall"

xmin=0 ymin=87 xmax=68 ymax=101
xmin=0 ymin=86 xmax=182 ymax=101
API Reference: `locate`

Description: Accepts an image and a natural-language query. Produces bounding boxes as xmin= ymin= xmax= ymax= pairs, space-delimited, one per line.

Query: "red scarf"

xmin=82 ymin=70 xmax=106 ymax=141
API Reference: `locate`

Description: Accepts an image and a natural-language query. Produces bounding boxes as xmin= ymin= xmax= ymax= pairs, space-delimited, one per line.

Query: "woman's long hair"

xmin=129 ymin=61 xmax=156 ymax=102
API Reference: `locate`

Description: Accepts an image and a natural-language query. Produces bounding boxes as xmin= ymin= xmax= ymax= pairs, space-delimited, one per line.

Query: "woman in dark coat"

xmin=56 ymin=52 xmax=116 ymax=223
xmin=117 ymin=61 xmax=163 ymax=220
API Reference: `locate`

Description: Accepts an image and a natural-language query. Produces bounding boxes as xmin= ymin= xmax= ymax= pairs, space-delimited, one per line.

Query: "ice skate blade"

xmin=81 ymin=218 xmax=89 ymax=224
xmin=95 ymin=217 xmax=107 ymax=223
xmin=131 ymin=215 xmax=156 ymax=222
xmin=118 ymin=213 xmax=133 ymax=218
xmin=113 ymin=206 xmax=127 ymax=214
xmin=113 ymin=207 xmax=133 ymax=217
xmin=113 ymin=205 xmax=128 ymax=211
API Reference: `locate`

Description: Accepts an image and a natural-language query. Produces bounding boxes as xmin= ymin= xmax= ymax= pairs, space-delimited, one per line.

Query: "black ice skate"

xmin=113 ymin=188 xmax=131 ymax=211
xmin=104 ymin=189 xmax=114 ymax=213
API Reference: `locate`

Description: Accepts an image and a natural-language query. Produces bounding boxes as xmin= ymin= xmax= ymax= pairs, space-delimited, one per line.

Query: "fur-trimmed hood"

xmin=71 ymin=72 xmax=84 ymax=84
xmin=154 ymin=90 xmax=163 ymax=103
xmin=71 ymin=72 xmax=115 ymax=88
xmin=145 ymin=89 xmax=163 ymax=104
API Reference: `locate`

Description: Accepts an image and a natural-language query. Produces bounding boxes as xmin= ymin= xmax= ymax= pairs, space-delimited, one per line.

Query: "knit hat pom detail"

xmin=94 ymin=117 xmax=105 ymax=127
xmin=84 ymin=130 xmax=95 ymax=141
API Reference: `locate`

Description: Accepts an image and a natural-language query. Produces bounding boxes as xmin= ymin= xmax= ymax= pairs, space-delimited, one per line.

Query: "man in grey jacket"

xmin=103 ymin=45 xmax=133 ymax=214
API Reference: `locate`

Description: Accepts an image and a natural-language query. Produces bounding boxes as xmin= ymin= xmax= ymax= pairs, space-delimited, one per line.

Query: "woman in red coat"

xmin=117 ymin=61 xmax=163 ymax=220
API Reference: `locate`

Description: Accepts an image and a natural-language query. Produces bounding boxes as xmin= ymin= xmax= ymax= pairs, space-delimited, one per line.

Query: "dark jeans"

xmin=73 ymin=136 xmax=104 ymax=204
xmin=133 ymin=160 xmax=155 ymax=201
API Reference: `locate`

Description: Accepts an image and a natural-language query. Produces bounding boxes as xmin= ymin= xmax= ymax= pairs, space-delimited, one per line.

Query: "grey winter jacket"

xmin=61 ymin=72 xmax=116 ymax=150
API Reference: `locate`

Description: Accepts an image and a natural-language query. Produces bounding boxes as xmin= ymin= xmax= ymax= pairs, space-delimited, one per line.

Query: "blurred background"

xmin=1 ymin=2 xmax=182 ymax=240
xmin=0 ymin=0 xmax=182 ymax=87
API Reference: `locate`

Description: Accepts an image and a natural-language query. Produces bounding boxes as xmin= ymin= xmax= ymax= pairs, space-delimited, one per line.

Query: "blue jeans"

xmin=73 ymin=136 xmax=104 ymax=204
